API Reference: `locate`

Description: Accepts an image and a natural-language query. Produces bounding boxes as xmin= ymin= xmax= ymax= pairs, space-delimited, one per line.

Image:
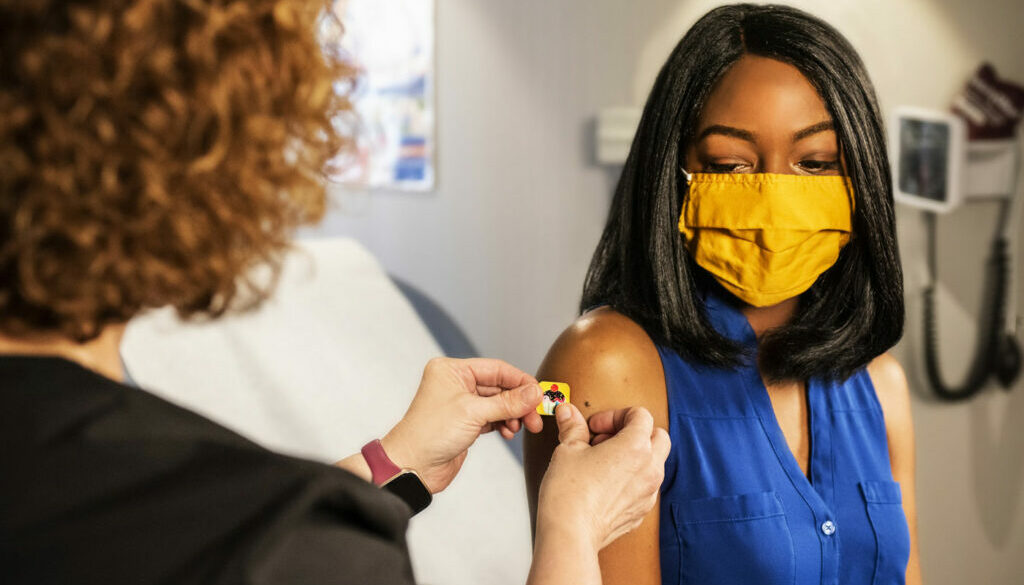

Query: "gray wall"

xmin=306 ymin=0 xmax=1024 ymax=582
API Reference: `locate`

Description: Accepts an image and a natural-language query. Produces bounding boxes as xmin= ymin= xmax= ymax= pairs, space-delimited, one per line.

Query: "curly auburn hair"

xmin=0 ymin=0 xmax=348 ymax=341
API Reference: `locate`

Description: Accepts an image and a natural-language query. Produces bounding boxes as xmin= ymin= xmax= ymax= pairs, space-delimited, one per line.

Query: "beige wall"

xmin=310 ymin=1 xmax=1024 ymax=581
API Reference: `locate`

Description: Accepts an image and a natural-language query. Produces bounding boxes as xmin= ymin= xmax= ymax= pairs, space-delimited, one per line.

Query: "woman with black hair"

xmin=525 ymin=4 xmax=920 ymax=585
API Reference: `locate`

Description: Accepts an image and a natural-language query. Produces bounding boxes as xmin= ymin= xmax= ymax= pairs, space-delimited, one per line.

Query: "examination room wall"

xmin=308 ymin=1 xmax=1024 ymax=583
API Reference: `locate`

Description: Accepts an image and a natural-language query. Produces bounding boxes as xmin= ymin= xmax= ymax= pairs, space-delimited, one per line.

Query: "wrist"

xmin=360 ymin=436 xmax=433 ymax=515
xmin=380 ymin=423 xmax=422 ymax=474
xmin=531 ymin=509 xmax=602 ymax=585
xmin=536 ymin=501 xmax=601 ymax=553
xmin=334 ymin=452 xmax=373 ymax=482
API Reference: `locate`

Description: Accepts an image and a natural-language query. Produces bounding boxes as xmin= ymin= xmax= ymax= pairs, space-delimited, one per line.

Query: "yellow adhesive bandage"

xmin=537 ymin=381 xmax=570 ymax=415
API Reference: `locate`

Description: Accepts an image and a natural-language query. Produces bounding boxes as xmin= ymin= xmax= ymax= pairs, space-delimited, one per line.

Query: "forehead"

xmin=698 ymin=54 xmax=831 ymax=132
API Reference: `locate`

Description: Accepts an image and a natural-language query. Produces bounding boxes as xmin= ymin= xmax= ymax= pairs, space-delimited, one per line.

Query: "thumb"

xmin=470 ymin=383 xmax=542 ymax=424
xmin=556 ymin=403 xmax=589 ymax=445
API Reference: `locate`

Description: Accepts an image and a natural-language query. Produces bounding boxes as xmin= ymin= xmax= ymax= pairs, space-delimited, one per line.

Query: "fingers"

xmin=556 ymin=403 xmax=590 ymax=445
xmin=589 ymin=408 xmax=669 ymax=461
xmin=493 ymin=413 xmax=543 ymax=440
xmin=651 ymin=427 xmax=671 ymax=464
xmin=522 ymin=410 xmax=544 ymax=434
xmin=470 ymin=382 xmax=543 ymax=425
xmin=589 ymin=407 xmax=654 ymax=441
xmin=587 ymin=408 xmax=630 ymax=436
xmin=484 ymin=420 xmax=516 ymax=439
xmin=448 ymin=358 xmax=544 ymax=430
xmin=461 ymin=358 xmax=538 ymax=391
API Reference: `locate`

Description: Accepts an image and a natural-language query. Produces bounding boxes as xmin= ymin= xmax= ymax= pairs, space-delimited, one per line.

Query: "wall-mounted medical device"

xmin=890 ymin=107 xmax=967 ymax=213
xmin=891 ymin=106 xmax=1020 ymax=213
xmin=895 ymin=64 xmax=1024 ymax=401
xmin=595 ymin=107 xmax=642 ymax=165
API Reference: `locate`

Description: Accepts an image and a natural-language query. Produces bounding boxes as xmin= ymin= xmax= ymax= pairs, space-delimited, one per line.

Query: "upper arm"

xmin=866 ymin=352 xmax=922 ymax=585
xmin=523 ymin=307 xmax=668 ymax=585
xmin=867 ymin=353 xmax=915 ymax=483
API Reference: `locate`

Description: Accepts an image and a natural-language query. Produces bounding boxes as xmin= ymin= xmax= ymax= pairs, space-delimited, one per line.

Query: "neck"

xmin=0 ymin=325 xmax=128 ymax=383
xmin=741 ymin=296 xmax=800 ymax=339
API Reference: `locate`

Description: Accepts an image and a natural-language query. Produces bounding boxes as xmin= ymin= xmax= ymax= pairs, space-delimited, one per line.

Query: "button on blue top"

xmin=657 ymin=283 xmax=911 ymax=585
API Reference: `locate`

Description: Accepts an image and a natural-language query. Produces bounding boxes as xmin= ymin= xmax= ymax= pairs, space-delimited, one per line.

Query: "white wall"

xmin=307 ymin=0 xmax=1024 ymax=582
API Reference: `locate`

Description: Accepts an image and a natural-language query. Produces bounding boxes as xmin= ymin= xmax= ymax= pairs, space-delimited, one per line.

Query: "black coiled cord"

xmin=922 ymin=210 xmax=1022 ymax=401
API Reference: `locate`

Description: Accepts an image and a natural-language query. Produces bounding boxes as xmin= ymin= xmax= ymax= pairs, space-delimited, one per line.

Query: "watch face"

xmin=382 ymin=471 xmax=432 ymax=515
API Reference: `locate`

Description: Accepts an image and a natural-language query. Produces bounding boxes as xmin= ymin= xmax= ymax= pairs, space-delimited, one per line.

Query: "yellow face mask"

xmin=678 ymin=171 xmax=855 ymax=307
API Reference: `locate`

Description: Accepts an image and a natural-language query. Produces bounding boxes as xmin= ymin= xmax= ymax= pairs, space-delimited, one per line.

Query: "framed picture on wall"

xmin=321 ymin=0 xmax=435 ymax=191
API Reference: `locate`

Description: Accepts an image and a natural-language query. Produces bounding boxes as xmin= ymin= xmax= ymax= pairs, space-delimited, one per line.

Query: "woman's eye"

xmin=797 ymin=159 xmax=840 ymax=172
xmin=705 ymin=162 xmax=745 ymax=173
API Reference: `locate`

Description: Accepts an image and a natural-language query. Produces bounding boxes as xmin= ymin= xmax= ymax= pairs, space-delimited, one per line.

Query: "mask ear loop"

xmin=678 ymin=167 xmax=693 ymax=246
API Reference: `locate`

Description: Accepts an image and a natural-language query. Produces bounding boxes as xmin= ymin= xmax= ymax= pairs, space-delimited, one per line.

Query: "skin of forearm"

xmin=527 ymin=518 xmax=602 ymax=585
xmin=334 ymin=453 xmax=372 ymax=483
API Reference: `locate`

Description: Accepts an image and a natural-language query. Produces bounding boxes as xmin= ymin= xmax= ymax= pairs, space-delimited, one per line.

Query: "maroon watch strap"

xmin=360 ymin=439 xmax=402 ymax=486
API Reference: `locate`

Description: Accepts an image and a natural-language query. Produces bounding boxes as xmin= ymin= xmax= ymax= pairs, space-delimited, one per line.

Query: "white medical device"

xmin=890 ymin=107 xmax=966 ymax=213
xmin=891 ymin=105 xmax=1024 ymax=400
xmin=891 ymin=106 xmax=1020 ymax=213
xmin=596 ymin=107 xmax=642 ymax=165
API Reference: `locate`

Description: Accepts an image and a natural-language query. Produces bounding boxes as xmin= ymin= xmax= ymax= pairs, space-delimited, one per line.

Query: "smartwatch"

xmin=360 ymin=439 xmax=432 ymax=515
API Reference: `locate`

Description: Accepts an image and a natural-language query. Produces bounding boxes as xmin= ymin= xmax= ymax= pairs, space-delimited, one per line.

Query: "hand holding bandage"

xmin=534 ymin=405 xmax=671 ymax=552
xmin=382 ymin=357 xmax=544 ymax=494
xmin=366 ymin=359 xmax=668 ymax=585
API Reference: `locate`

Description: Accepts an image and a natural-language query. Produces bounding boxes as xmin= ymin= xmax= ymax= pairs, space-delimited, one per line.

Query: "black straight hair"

xmin=581 ymin=3 xmax=904 ymax=384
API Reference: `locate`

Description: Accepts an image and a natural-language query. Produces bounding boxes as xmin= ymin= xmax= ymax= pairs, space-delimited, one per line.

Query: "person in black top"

xmin=0 ymin=1 xmax=670 ymax=584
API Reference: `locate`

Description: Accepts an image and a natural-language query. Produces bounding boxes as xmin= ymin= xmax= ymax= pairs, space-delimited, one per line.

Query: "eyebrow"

xmin=792 ymin=120 xmax=835 ymax=141
xmin=697 ymin=124 xmax=755 ymax=143
xmin=696 ymin=120 xmax=835 ymax=144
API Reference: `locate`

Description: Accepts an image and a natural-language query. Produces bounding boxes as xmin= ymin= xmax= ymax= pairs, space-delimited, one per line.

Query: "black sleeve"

xmin=249 ymin=502 xmax=417 ymax=585
xmin=1 ymin=361 xmax=418 ymax=585
xmin=245 ymin=467 xmax=418 ymax=585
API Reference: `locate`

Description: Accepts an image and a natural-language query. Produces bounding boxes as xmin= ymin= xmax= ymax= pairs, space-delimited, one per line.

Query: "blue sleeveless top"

xmin=657 ymin=286 xmax=910 ymax=585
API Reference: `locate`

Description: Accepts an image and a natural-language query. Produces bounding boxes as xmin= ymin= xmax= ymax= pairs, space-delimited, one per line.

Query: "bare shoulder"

xmin=525 ymin=309 xmax=669 ymax=583
xmin=537 ymin=307 xmax=667 ymax=424
xmin=542 ymin=307 xmax=659 ymax=369
xmin=865 ymin=352 xmax=913 ymax=433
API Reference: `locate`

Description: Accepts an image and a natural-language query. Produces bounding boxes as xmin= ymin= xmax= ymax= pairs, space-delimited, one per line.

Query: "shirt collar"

xmin=699 ymin=281 xmax=759 ymax=349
